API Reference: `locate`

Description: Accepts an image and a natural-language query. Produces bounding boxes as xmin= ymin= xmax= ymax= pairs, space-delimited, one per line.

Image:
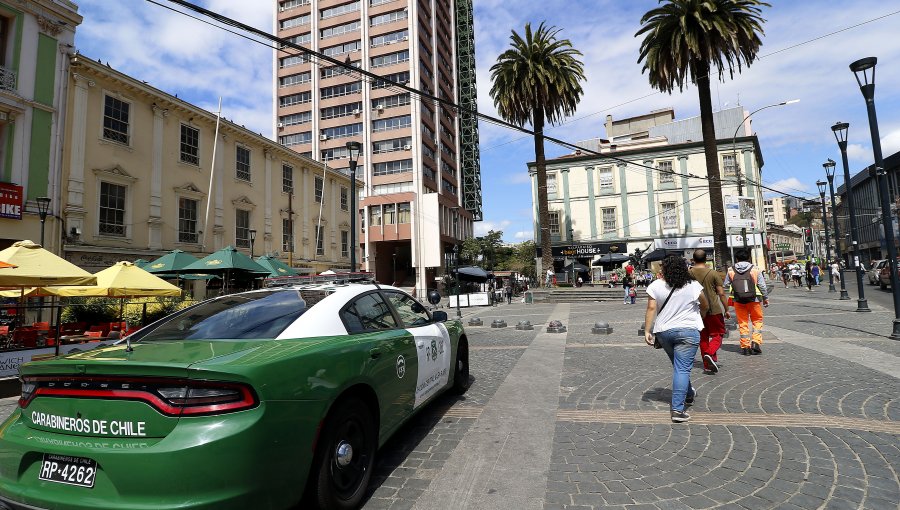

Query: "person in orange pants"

xmin=724 ymin=249 xmax=769 ymax=355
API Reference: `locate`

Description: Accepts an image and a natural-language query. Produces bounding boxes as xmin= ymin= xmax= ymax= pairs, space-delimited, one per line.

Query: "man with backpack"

xmin=689 ymin=249 xmax=730 ymax=373
xmin=725 ymin=249 xmax=769 ymax=356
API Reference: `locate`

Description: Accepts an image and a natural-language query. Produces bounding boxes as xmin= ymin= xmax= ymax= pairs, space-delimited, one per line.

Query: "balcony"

xmin=0 ymin=66 xmax=16 ymax=92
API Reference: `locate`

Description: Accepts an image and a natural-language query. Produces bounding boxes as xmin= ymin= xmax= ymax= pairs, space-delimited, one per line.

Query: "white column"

xmin=213 ymin=132 xmax=226 ymax=250
xmin=148 ymin=105 xmax=167 ymax=249
xmin=64 ymin=73 xmax=93 ymax=233
xmin=302 ymin=167 xmax=310 ymax=260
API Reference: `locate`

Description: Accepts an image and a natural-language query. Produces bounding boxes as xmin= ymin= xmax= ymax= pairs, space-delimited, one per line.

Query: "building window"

xmin=321 ymin=61 xmax=360 ymax=79
xmin=597 ymin=167 xmax=613 ymax=192
xmin=178 ymin=197 xmax=198 ymax=243
xmin=373 ymin=137 xmax=411 ymax=154
xmin=283 ymin=164 xmax=294 ymax=193
xmin=369 ymin=205 xmax=382 ymax=226
xmin=321 ymin=102 xmax=362 ymax=120
xmin=236 ymin=146 xmax=251 ymax=181
xmin=283 ymin=218 xmax=294 ymax=252
xmin=373 ymin=159 xmax=413 ymax=175
xmin=321 ymin=123 xmax=363 ymax=140
xmin=235 ymin=209 xmax=250 ymax=248
xmin=322 ymin=40 xmax=362 ymax=57
xmin=179 ymin=124 xmax=200 ymax=166
xmin=280 ymin=13 xmax=310 ymax=30
xmin=601 ymin=207 xmax=616 ymax=234
xmin=384 ymin=203 xmax=396 ymax=224
xmin=661 ymin=202 xmax=678 ymax=229
xmin=371 ymin=50 xmax=409 ymax=68
xmin=280 ymin=132 xmax=312 ymax=146
xmin=99 ymin=181 xmax=127 ymax=236
xmin=398 ymin=202 xmax=410 ymax=223
xmin=341 ymin=186 xmax=348 ymax=210
xmin=280 ymin=32 xmax=312 ymax=49
xmin=320 ymin=20 xmax=361 ymax=39
xmin=316 ymin=225 xmax=325 ymax=255
xmin=547 ymin=173 xmax=557 ymax=197
xmin=372 ymin=115 xmax=412 ymax=132
xmin=321 ymin=81 xmax=362 ymax=99
xmin=658 ymin=161 xmax=675 ymax=184
xmin=315 ymin=176 xmax=323 ymax=202
xmin=322 ymin=146 xmax=350 ymax=161
xmin=371 ymin=29 xmax=408 ymax=47
xmin=370 ymin=9 xmax=407 ymax=26
xmin=280 ymin=112 xmax=312 ymax=127
xmin=321 ymin=1 xmax=360 ymax=20
xmin=371 ymin=71 xmax=409 ymax=89
xmin=103 ymin=95 xmax=130 ymax=145
xmin=723 ymin=154 xmax=738 ymax=178
xmin=279 ymin=71 xmax=312 ymax=88
xmin=341 ymin=230 xmax=349 ymax=258
xmin=372 ymin=93 xmax=411 ymax=111
xmin=548 ymin=211 xmax=560 ymax=236
xmin=279 ymin=91 xmax=312 ymax=107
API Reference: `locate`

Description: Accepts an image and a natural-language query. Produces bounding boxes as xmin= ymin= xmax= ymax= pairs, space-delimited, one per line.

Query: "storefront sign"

xmin=0 ymin=182 xmax=23 ymax=220
xmin=536 ymin=242 xmax=627 ymax=261
xmin=66 ymin=251 xmax=135 ymax=270
xmin=653 ymin=236 xmax=714 ymax=250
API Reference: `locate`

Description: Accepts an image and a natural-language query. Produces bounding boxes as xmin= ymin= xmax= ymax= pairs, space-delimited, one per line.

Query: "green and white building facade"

xmin=0 ymin=0 xmax=80 ymax=254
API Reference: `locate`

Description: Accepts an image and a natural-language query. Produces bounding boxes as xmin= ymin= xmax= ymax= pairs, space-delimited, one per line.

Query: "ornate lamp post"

xmin=850 ymin=57 xmax=897 ymax=335
xmin=832 ymin=122 xmax=870 ymax=312
xmin=816 ymin=180 xmax=835 ymax=292
xmin=35 ymin=197 xmax=51 ymax=322
xmin=346 ymin=141 xmax=362 ymax=273
xmin=824 ymin=160 xmax=850 ymax=299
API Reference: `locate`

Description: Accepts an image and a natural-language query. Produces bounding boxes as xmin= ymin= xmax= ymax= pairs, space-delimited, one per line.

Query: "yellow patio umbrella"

xmin=0 ymin=240 xmax=97 ymax=288
xmin=43 ymin=261 xmax=182 ymax=298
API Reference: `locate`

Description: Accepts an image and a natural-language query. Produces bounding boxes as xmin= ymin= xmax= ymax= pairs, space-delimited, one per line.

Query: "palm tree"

xmin=636 ymin=0 xmax=769 ymax=265
xmin=490 ymin=22 xmax=585 ymax=276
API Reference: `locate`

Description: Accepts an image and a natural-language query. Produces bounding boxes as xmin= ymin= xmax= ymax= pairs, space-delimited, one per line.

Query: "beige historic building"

xmin=60 ymin=55 xmax=359 ymax=274
xmin=0 ymin=0 xmax=80 ymax=253
xmin=274 ymin=0 xmax=481 ymax=293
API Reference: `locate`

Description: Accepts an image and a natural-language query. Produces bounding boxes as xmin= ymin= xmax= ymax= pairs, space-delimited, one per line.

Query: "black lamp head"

xmin=249 ymin=228 xmax=257 ymax=243
xmin=816 ymin=180 xmax=827 ymax=197
xmin=850 ymin=57 xmax=877 ymax=99
xmin=345 ymin=140 xmax=362 ymax=162
xmin=35 ymin=196 xmax=51 ymax=220
xmin=823 ymin=159 xmax=836 ymax=181
xmin=831 ymin=122 xmax=849 ymax=147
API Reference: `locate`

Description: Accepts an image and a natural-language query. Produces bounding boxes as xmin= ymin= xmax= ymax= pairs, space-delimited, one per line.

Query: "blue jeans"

xmin=655 ymin=328 xmax=700 ymax=412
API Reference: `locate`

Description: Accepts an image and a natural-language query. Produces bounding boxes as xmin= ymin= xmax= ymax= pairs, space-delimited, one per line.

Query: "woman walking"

xmin=643 ymin=255 xmax=709 ymax=423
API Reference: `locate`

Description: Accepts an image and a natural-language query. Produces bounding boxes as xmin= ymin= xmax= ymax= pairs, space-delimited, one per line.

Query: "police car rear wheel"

xmin=452 ymin=338 xmax=470 ymax=394
xmin=313 ymin=397 xmax=376 ymax=510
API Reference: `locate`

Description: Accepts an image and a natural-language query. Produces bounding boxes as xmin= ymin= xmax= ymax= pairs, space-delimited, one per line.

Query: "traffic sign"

xmin=775 ymin=243 xmax=790 ymax=250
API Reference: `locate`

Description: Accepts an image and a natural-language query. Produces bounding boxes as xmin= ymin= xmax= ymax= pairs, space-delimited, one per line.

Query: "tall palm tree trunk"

xmin=532 ymin=107 xmax=554 ymax=275
xmin=695 ymin=60 xmax=728 ymax=266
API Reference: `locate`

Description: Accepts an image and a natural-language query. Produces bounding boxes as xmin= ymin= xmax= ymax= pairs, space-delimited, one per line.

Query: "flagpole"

xmin=201 ymin=97 xmax=223 ymax=251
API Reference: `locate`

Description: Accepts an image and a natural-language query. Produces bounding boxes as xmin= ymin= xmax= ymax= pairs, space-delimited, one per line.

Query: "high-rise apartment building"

xmin=274 ymin=0 xmax=481 ymax=294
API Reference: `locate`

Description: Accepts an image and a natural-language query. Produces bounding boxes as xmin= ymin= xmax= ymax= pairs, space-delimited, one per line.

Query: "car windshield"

xmin=137 ymin=289 xmax=330 ymax=341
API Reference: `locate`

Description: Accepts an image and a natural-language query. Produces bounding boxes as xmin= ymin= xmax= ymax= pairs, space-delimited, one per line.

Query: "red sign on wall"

xmin=0 ymin=182 xmax=23 ymax=220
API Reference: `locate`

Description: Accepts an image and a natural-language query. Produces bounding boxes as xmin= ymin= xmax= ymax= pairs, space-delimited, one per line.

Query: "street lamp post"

xmin=832 ymin=122 xmax=870 ymax=312
xmin=850 ymin=56 xmax=897 ymax=336
xmin=731 ymin=100 xmax=799 ymax=257
xmin=346 ymin=141 xmax=362 ymax=273
xmin=35 ymin=197 xmax=51 ymax=323
xmin=816 ymin=181 xmax=835 ymax=293
xmin=249 ymin=229 xmax=257 ymax=258
xmin=453 ymin=243 xmax=461 ymax=319
xmin=824 ymin=160 xmax=850 ymax=299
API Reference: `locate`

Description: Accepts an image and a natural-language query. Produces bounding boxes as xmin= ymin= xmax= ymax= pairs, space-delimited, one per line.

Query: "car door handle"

xmin=369 ymin=347 xmax=382 ymax=359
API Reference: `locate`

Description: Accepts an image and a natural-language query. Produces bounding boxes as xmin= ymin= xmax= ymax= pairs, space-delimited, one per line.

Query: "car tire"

xmin=311 ymin=397 xmax=376 ymax=510
xmin=451 ymin=338 xmax=470 ymax=394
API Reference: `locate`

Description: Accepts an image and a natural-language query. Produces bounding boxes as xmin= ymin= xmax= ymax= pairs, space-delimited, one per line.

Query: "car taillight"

xmin=19 ymin=376 xmax=257 ymax=417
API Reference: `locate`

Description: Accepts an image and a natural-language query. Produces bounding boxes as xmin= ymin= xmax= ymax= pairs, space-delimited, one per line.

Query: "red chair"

xmin=0 ymin=325 xmax=8 ymax=336
xmin=85 ymin=331 xmax=103 ymax=339
xmin=14 ymin=329 xmax=38 ymax=348
xmin=32 ymin=322 xmax=50 ymax=331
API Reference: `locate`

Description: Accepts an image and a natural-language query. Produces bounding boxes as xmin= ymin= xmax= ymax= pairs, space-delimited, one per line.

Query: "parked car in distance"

xmin=878 ymin=260 xmax=900 ymax=289
xmin=869 ymin=259 xmax=887 ymax=285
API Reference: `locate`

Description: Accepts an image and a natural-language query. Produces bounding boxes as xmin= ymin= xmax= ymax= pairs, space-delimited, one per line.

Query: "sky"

xmin=72 ymin=0 xmax=900 ymax=243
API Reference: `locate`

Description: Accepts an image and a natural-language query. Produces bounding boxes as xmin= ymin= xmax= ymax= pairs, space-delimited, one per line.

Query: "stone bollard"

xmin=515 ymin=320 xmax=534 ymax=330
xmin=547 ymin=320 xmax=567 ymax=333
xmin=591 ymin=321 xmax=613 ymax=334
xmin=468 ymin=317 xmax=483 ymax=327
xmin=491 ymin=319 xmax=508 ymax=328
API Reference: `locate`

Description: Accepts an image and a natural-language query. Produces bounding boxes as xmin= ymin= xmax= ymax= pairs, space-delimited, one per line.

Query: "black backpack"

xmin=732 ymin=269 xmax=757 ymax=304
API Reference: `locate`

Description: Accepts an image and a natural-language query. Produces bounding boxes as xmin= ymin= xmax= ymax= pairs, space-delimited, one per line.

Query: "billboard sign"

xmin=0 ymin=182 xmax=23 ymax=220
xmin=725 ymin=195 xmax=757 ymax=229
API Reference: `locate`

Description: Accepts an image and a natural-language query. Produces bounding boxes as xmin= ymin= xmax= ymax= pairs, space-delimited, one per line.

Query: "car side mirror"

xmin=432 ymin=310 xmax=448 ymax=322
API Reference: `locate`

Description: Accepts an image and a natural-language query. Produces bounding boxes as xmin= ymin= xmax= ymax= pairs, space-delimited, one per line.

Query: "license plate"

xmin=38 ymin=454 xmax=96 ymax=488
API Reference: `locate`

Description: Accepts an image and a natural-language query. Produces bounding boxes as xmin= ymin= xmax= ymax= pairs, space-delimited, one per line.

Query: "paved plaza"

xmin=1 ymin=284 xmax=898 ymax=509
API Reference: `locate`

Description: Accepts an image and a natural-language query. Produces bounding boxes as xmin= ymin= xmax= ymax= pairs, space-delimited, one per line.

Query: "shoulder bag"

xmin=652 ymin=285 xmax=677 ymax=349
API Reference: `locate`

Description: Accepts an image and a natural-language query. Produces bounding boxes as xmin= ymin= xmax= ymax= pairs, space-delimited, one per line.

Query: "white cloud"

xmin=475 ymin=220 xmax=512 ymax=236
xmin=845 ymin=143 xmax=870 ymax=162
xmin=766 ymin=177 xmax=810 ymax=195
xmin=513 ymin=231 xmax=533 ymax=240
xmin=882 ymin=129 xmax=900 ymax=156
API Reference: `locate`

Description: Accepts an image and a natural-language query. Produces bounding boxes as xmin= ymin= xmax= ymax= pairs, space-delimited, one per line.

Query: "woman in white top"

xmin=644 ymin=255 xmax=709 ymax=423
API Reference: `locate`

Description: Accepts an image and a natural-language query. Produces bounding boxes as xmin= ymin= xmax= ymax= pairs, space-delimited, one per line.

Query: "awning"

xmin=453 ymin=266 xmax=493 ymax=282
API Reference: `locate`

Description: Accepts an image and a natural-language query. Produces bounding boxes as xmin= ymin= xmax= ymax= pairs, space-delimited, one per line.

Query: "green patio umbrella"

xmin=143 ymin=249 xmax=200 ymax=274
xmin=254 ymin=256 xmax=299 ymax=278
xmin=132 ymin=258 xmax=150 ymax=269
xmin=182 ymin=246 xmax=269 ymax=293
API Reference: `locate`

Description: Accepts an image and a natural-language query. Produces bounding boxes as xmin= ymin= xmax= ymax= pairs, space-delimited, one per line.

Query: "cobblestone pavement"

xmin=360 ymin=292 xmax=900 ymax=509
xmin=1 ymin=292 xmax=897 ymax=510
